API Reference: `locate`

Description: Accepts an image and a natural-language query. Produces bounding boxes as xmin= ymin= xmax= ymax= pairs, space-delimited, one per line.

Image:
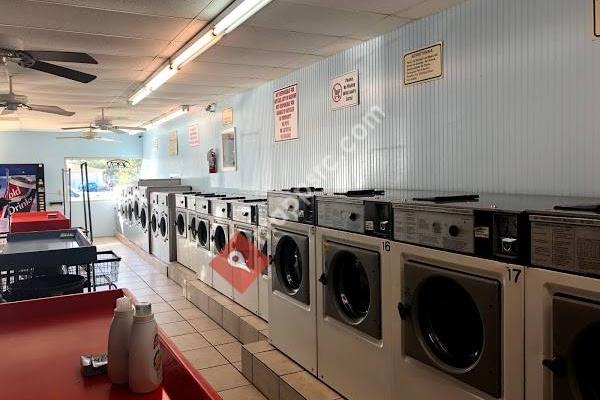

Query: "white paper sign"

xmin=188 ymin=124 xmax=200 ymax=147
xmin=330 ymin=70 xmax=359 ymax=110
xmin=274 ymin=84 xmax=298 ymax=142
xmin=152 ymin=137 xmax=159 ymax=151
xmin=168 ymin=131 xmax=178 ymax=156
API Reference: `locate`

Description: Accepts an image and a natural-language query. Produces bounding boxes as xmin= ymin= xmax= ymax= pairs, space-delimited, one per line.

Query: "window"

xmin=65 ymin=158 xmax=141 ymax=201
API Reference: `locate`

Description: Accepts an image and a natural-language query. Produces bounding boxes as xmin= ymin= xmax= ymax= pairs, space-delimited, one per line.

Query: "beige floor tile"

xmin=155 ymin=310 xmax=184 ymax=324
xmin=152 ymin=302 xmax=174 ymax=313
xmin=168 ymin=298 xmax=196 ymax=311
xmin=118 ymin=281 xmax=150 ymax=290
xmin=232 ymin=361 xmax=242 ymax=372
xmin=198 ymin=364 xmax=249 ymax=392
xmin=252 ymin=358 xmax=279 ymax=400
xmin=241 ymin=315 xmax=269 ymax=331
xmin=281 ymin=372 xmax=341 ymax=400
xmin=160 ymin=321 xmax=195 ymax=337
xmin=178 ymin=307 xmax=207 ymax=320
xmin=154 ymin=285 xmax=183 ymax=296
xmin=215 ymin=341 xmax=242 ymax=363
xmin=219 ymin=385 xmax=267 ymax=400
xmin=188 ymin=317 xmax=220 ymax=333
xmin=201 ymin=328 xmax=237 ymax=346
xmin=244 ymin=341 xmax=275 ymax=355
xmin=170 ymin=333 xmax=211 ymax=351
xmin=161 ymin=293 xmax=187 ymax=302
xmin=136 ymin=294 xmax=165 ymax=303
xmin=254 ymin=351 xmax=302 ymax=376
xmin=182 ymin=347 xmax=228 ymax=369
xmin=130 ymin=287 xmax=156 ymax=297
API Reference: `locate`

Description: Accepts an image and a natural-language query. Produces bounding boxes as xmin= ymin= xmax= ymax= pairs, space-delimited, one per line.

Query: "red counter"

xmin=10 ymin=211 xmax=71 ymax=232
xmin=0 ymin=289 xmax=222 ymax=400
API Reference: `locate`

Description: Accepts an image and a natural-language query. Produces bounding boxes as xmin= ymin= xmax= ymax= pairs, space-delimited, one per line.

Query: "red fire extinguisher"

xmin=207 ymin=148 xmax=217 ymax=174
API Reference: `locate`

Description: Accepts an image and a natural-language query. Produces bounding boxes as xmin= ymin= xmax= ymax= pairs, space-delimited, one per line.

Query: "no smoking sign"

xmin=330 ymin=70 xmax=359 ymax=110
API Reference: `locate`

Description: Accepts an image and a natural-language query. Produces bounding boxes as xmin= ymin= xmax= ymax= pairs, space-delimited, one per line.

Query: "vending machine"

xmin=0 ymin=164 xmax=46 ymax=233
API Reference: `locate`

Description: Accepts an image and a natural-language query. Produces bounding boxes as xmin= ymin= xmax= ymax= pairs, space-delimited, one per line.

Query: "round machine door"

xmin=322 ymin=243 xmax=381 ymax=339
xmin=159 ymin=214 xmax=168 ymax=240
xmin=189 ymin=215 xmax=198 ymax=242
xmin=231 ymin=229 xmax=253 ymax=269
xmin=272 ymin=230 xmax=309 ymax=305
xmin=127 ymin=202 xmax=133 ymax=222
xmin=151 ymin=212 xmax=158 ymax=237
xmin=133 ymin=199 xmax=140 ymax=222
xmin=198 ymin=219 xmax=210 ymax=249
xmin=140 ymin=207 xmax=148 ymax=231
xmin=176 ymin=212 xmax=186 ymax=237
xmin=213 ymin=224 xmax=228 ymax=254
xmin=546 ymin=295 xmax=600 ymax=400
xmin=399 ymin=261 xmax=501 ymax=398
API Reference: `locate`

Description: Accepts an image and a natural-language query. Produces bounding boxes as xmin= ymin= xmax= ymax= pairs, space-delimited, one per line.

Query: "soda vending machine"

xmin=0 ymin=164 xmax=46 ymax=233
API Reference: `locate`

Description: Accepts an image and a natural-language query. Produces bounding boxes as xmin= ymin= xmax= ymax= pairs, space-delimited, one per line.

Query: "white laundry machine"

xmin=122 ymin=185 xmax=136 ymax=241
xmin=525 ymin=204 xmax=600 ymax=400
xmin=314 ymin=190 xmax=393 ymax=400
xmin=114 ymin=188 xmax=126 ymax=235
xmin=229 ymin=197 xmax=268 ymax=315
xmin=195 ymin=194 xmax=227 ymax=286
xmin=210 ymin=195 xmax=245 ymax=299
xmin=185 ymin=192 xmax=205 ymax=274
xmin=150 ymin=188 xmax=191 ymax=264
xmin=128 ymin=188 xmax=145 ymax=246
xmin=175 ymin=193 xmax=190 ymax=267
xmin=268 ymin=187 xmax=323 ymax=375
xmin=390 ymin=194 xmax=527 ymax=400
xmin=257 ymin=203 xmax=271 ymax=321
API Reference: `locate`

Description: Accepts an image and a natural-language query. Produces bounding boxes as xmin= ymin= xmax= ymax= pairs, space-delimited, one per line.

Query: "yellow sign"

xmin=403 ymin=42 xmax=443 ymax=86
xmin=594 ymin=0 xmax=600 ymax=37
xmin=223 ymin=107 xmax=233 ymax=125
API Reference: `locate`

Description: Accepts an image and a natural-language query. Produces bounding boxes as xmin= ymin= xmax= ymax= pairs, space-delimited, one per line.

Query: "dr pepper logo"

xmin=209 ymin=231 xmax=269 ymax=293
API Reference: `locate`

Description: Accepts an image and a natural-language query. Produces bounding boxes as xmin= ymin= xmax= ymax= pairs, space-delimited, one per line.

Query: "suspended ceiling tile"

xmin=395 ymin=0 xmax=466 ymax=19
xmin=0 ymin=1 xmax=200 ymax=41
xmin=169 ymin=72 xmax=266 ymax=88
xmin=181 ymin=61 xmax=292 ymax=80
xmin=279 ymin=0 xmax=425 ymax=15
xmin=348 ymin=15 xmax=413 ymax=41
xmin=313 ymin=37 xmax=364 ymax=57
xmin=200 ymin=45 xmax=324 ymax=68
xmin=26 ymin=0 xmax=217 ymax=18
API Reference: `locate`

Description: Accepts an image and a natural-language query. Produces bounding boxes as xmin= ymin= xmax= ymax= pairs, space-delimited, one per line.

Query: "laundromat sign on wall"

xmin=330 ymin=70 xmax=359 ymax=110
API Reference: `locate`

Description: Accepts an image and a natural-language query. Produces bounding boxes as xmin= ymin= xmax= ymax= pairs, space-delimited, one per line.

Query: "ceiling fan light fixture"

xmin=213 ymin=0 xmax=273 ymax=35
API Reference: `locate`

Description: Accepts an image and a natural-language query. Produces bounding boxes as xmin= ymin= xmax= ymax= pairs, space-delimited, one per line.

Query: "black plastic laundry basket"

xmin=3 ymin=274 xmax=87 ymax=302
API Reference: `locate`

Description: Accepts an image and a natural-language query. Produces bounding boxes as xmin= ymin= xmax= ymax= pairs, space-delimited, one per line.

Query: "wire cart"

xmin=66 ymin=250 xmax=121 ymax=289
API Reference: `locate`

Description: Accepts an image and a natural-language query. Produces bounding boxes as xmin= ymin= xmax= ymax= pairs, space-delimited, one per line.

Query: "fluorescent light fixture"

xmin=172 ymin=31 xmax=222 ymax=69
xmin=213 ymin=0 xmax=273 ymax=35
xmin=129 ymin=65 xmax=177 ymax=105
xmin=144 ymin=105 xmax=190 ymax=128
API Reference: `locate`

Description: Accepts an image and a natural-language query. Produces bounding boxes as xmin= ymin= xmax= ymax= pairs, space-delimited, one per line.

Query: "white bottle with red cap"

xmin=107 ymin=296 xmax=134 ymax=385
xmin=128 ymin=302 xmax=163 ymax=394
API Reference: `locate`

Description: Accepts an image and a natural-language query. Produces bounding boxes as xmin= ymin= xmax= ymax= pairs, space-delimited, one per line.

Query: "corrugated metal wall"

xmin=142 ymin=0 xmax=600 ymax=196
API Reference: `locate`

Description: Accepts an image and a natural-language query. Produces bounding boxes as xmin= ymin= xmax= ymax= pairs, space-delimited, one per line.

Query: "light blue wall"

xmin=142 ymin=0 xmax=600 ymax=197
xmin=0 ymin=131 xmax=143 ymax=236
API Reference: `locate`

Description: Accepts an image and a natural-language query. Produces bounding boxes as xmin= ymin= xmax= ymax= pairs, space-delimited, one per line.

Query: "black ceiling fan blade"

xmin=28 ymin=60 xmax=97 ymax=83
xmin=25 ymin=50 xmax=98 ymax=64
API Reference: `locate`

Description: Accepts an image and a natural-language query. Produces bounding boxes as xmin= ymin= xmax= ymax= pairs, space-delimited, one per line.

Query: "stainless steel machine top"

xmin=267 ymin=187 xmax=324 ymax=224
xmin=231 ymin=198 xmax=267 ymax=225
xmin=210 ymin=196 xmax=245 ymax=219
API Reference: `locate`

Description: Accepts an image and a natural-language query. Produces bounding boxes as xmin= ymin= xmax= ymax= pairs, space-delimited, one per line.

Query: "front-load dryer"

xmin=175 ymin=193 xmax=190 ymax=267
xmin=195 ymin=194 xmax=227 ymax=286
xmin=314 ymin=190 xmax=393 ymax=400
xmin=151 ymin=188 xmax=191 ymax=264
xmin=268 ymin=187 xmax=323 ymax=375
xmin=257 ymin=203 xmax=271 ymax=321
xmin=525 ymin=204 xmax=600 ymax=400
xmin=391 ymin=196 xmax=525 ymax=400
xmin=132 ymin=190 xmax=150 ymax=252
xmin=185 ymin=192 xmax=205 ymax=274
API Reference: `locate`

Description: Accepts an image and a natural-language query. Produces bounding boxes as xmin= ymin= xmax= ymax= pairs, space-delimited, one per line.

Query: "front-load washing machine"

xmin=175 ymin=193 xmax=190 ymax=267
xmin=131 ymin=188 xmax=150 ymax=252
xmin=210 ymin=195 xmax=245 ymax=299
xmin=391 ymin=196 xmax=526 ymax=400
xmin=268 ymin=187 xmax=323 ymax=375
xmin=128 ymin=188 xmax=146 ymax=247
xmin=115 ymin=188 xmax=126 ymax=235
xmin=185 ymin=192 xmax=205 ymax=274
xmin=151 ymin=189 xmax=191 ymax=264
xmin=229 ymin=197 xmax=268 ymax=316
xmin=257 ymin=203 xmax=271 ymax=321
xmin=525 ymin=204 xmax=600 ymax=400
xmin=196 ymin=194 xmax=227 ymax=286
xmin=122 ymin=185 xmax=136 ymax=241
xmin=314 ymin=190 xmax=393 ymax=400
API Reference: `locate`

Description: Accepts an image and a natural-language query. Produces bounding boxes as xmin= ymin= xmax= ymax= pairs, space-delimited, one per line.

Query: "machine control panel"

xmin=267 ymin=192 xmax=317 ymax=224
xmin=393 ymin=205 xmax=475 ymax=253
xmin=175 ymin=194 xmax=187 ymax=209
xmin=211 ymin=197 xmax=245 ymax=219
xmin=317 ymin=197 xmax=365 ymax=233
xmin=530 ymin=215 xmax=600 ymax=276
xmin=257 ymin=203 xmax=269 ymax=227
xmin=232 ymin=202 xmax=264 ymax=225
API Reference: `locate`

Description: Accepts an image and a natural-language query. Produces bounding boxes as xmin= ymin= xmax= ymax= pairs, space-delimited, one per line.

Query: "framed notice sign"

xmin=274 ymin=84 xmax=298 ymax=142
xmin=403 ymin=42 xmax=443 ymax=85
xmin=595 ymin=0 xmax=600 ymax=37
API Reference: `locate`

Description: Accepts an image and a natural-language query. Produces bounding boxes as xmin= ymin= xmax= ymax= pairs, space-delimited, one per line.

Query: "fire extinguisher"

xmin=207 ymin=148 xmax=217 ymax=173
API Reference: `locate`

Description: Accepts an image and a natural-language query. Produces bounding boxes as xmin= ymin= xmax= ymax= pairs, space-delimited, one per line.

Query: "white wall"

xmin=0 ymin=130 xmax=143 ymax=236
xmin=141 ymin=0 xmax=600 ymax=197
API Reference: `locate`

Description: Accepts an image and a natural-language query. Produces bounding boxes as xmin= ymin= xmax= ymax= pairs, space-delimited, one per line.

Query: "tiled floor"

xmin=95 ymin=237 xmax=267 ymax=400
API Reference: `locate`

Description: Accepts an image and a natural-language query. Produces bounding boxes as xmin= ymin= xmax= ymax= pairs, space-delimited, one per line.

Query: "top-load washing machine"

xmin=314 ymin=189 xmax=393 ymax=400
xmin=257 ymin=202 xmax=271 ymax=321
xmin=229 ymin=196 xmax=268 ymax=315
xmin=524 ymin=199 xmax=600 ymax=400
xmin=210 ymin=195 xmax=245 ymax=299
xmin=390 ymin=192 xmax=530 ymax=400
xmin=195 ymin=193 xmax=227 ymax=286
xmin=150 ymin=187 xmax=191 ymax=264
xmin=268 ymin=187 xmax=323 ymax=375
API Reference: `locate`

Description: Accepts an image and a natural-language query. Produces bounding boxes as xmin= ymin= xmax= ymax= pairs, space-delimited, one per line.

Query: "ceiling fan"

xmin=56 ymin=127 xmax=119 ymax=142
xmin=0 ymin=75 xmax=75 ymax=116
xmin=62 ymin=107 xmax=146 ymax=135
xmin=0 ymin=34 xmax=97 ymax=83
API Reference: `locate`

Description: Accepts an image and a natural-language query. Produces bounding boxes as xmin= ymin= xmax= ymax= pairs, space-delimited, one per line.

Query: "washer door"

xmin=212 ymin=223 xmax=228 ymax=254
xmin=231 ymin=228 xmax=254 ymax=270
xmin=140 ymin=207 xmax=148 ymax=232
xmin=547 ymin=295 xmax=600 ymax=400
xmin=133 ymin=199 xmax=140 ymax=223
xmin=322 ymin=242 xmax=381 ymax=339
xmin=401 ymin=261 xmax=501 ymax=398
xmin=198 ymin=219 xmax=210 ymax=250
xmin=189 ymin=215 xmax=198 ymax=242
xmin=127 ymin=202 xmax=133 ymax=222
xmin=176 ymin=211 xmax=187 ymax=238
xmin=272 ymin=229 xmax=309 ymax=305
xmin=159 ymin=214 xmax=168 ymax=239
xmin=151 ymin=212 xmax=158 ymax=237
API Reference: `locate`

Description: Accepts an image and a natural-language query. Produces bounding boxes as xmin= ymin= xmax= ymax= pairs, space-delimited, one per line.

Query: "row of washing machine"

xmin=173 ymin=191 xmax=271 ymax=320
xmin=265 ymin=187 xmax=600 ymax=400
